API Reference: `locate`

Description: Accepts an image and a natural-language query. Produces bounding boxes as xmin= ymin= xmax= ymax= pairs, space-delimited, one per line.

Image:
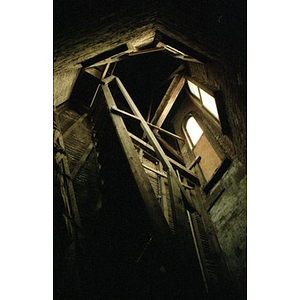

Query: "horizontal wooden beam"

xmin=128 ymin=47 xmax=165 ymax=56
xmin=129 ymin=132 xmax=199 ymax=185
xmin=148 ymin=123 xmax=184 ymax=141
xmin=111 ymin=106 xmax=184 ymax=141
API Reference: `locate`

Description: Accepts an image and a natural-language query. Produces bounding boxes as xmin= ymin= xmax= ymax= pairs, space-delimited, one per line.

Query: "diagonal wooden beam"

xmin=151 ymin=73 xmax=185 ymax=128
xmin=70 ymin=142 xmax=94 ymax=180
xmin=62 ymin=113 xmax=88 ymax=140
xmin=114 ymin=76 xmax=195 ymax=207
xmin=155 ymin=134 xmax=184 ymax=164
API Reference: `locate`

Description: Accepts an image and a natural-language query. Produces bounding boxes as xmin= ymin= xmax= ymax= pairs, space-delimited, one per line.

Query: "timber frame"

xmin=87 ymin=74 xmax=234 ymax=296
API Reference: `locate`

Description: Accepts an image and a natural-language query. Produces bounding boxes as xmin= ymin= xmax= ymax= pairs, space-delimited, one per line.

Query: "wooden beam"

xmin=148 ymin=123 xmax=184 ymax=141
xmin=111 ymin=106 xmax=140 ymax=121
xmin=54 ymin=111 xmax=82 ymax=229
xmin=155 ymin=30 xmax=211 ymax=63
xmin=151 ymin=73 xmax=185 ymax=128
xmin=155 ymin=134 xmax=184 ymax=164
xmin=62 ymin=113 xmax=88 ymax=140
xmin=70 ymin=142 xmax=94 ymax=180
xmin=142 ymin=163 xmax=167 ymax=178
xmin=102 ymin=83 xmax=172 ymax=239
xmin=128 ymin=132 xmax=199 ymax=185
xmin=114 ymin=76 xmax=196 ymax=206
xmin=111 ymin=106 xmax=184 ymax=141
xmin=205 ymin=186 xmax=225 ymax=212
xmin=85 ymin=67 xmax=102 ymax=79
xmin=128 ymin=47 xmax=165 ymax=56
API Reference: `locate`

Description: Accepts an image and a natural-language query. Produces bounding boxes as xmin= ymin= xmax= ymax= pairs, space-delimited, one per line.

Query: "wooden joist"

xmin=151 ymin=73 xmax=185 ymax=128
xmin=142 ymin=162 xmax=193 ymax=190
xmin=155 ymin=134 xmax=184 ymax=164
xmin=111 ymin=106 xmax=184 ymax=141
xmin=128 ymin=132 xmax=199 ymax=185
xmin=148 ymin=123 xmax=184 ymax=141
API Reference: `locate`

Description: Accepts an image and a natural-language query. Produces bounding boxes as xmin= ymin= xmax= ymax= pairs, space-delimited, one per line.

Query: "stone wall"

xmin=208 ymin=158 xmax=247 ymax=298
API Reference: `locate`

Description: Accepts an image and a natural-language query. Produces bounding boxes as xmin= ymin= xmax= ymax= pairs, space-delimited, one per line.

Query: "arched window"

xmin=185 ymin=115 xmax=203 ymax=146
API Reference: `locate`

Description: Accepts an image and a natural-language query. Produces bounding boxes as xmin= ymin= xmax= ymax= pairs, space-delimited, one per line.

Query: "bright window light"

xmin=200 ymin=89 xmax=219 ymax=120
xmin=186 ymin=116 xmax=203 ymax=146
xmin=187 ymin=80 xmax=200 ymax=98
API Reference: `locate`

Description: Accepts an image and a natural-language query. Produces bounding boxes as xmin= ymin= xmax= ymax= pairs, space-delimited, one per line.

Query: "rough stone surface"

xmin=208 ymin=158 xmax=247 ymax=298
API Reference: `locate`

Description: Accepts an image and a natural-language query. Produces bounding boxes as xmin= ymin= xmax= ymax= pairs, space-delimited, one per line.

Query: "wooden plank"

xmin=54 ymin=111 xmax=82 ymax=229
xmin=111 ymin=106 xmax=184 ymax=141
xmin=70 ymin=142 xmax=94 ymax=180
xmin=128 ymin=132 xmax=199 ymax=185
xmin=148 ymin=123 xmax=184 ymax=141
xmin=142 ymin=163 xmax=167 ymax=178
xmin=111 ymin=106 xmax=140 ymax=121
xmin=155 ymin=30 xmax=211 ymax=63
xmin=151 ymin=73 xmax=185 ymax=128
xmin=155 ymin=134 xmax=184 ymax=163
xmin=128 ymin=47 xmax=165 ymax=56
xmin=158 ymin=161 xmax=169 ymax=226
xmin=85 ymin=67 xmax=102 ymax=79
xmin=62 ymin=113 xmax=88 ymax=140
xmin=102 ymin=83 xmax=172 ymax=239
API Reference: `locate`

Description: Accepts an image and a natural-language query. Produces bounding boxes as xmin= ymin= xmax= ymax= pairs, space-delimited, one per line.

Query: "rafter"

xmin=151 ymin=72 xmax=185 ymax=128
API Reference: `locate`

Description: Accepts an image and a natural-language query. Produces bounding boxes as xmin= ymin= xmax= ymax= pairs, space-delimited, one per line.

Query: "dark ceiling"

xmin=113 ymin=51 xmax=182 ymax=119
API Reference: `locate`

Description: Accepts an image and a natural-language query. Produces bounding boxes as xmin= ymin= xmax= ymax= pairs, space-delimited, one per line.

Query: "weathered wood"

xmin=111 ymin=106 xmax=140 ymax=121
xmin=148 ymin=123 xmax=184 ymax=141
xmin=128 ymin=132 xmax=199 ymax=185
xmin=189 ymin=185 xmax=231 ymax=283
xmin=188 ymin=155 xmax=201 ymax=170
xmin=151 ymin=73 xmax=185 ymax=128
xmin=155 ymin=30 xmax=211 ymax=63
xmin=85 ymin=68 xmax=102 ymax=79
xmin=158 ymin=162 xmax=169 ymax=225
xmin=128 ymin=47 xmax=165 ymax=56
xmin=155 ymin=134 xmax=184 ymax=163
xmin=111 ymin=106 xmax=184 ymax=142
xmin=142 ymin=163 xmax=167 ymax=178
xmin=101 ymin=63 xmax=111 ymax=80
xmin=54 ymin=111 xmax=82 ymax=229
xmin=102 ymin=83 xmax=172 ymax=239
xmin=63 ymin=113 xmax=88 ymax=140
xmin=70 ymin=142 xmax=94 ymax=180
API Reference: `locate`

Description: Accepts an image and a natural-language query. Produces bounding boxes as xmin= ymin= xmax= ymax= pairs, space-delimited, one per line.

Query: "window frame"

xmin=186 ymin=78 xmax=221 ymax=126
xmin=183 ymin=113 xmax=204 ymax=149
